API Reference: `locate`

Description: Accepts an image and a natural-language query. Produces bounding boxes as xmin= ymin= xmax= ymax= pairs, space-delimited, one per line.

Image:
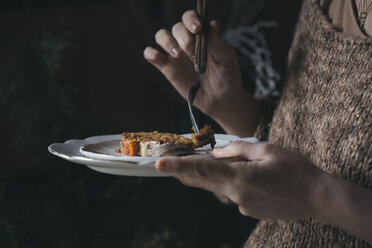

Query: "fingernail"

xmin=191 ymin=22 xmax=200 ymax=32
xmin=171 ymin=47 xmax=181 ymax=57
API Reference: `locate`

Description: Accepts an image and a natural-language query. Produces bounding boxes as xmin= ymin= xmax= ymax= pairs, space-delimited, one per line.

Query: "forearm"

xmin=313 ymin=171 xmax=372 ymax=244
xmin=210 ymin=91 xmax=263 ymax=137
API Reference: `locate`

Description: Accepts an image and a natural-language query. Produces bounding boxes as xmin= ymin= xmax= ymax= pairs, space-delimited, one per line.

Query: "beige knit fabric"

xmin=249 ymin=0 xmax=372 ymax=246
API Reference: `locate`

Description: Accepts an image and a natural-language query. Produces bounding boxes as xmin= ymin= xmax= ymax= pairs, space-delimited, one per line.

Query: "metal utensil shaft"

xmin=187 ymin=0 xmax=207 ymax=134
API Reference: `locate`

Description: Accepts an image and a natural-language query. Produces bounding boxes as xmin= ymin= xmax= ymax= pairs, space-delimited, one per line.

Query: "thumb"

xmin=155 ymin=157 xmax=235 ymax=180
xmin=213 ymin=141 xmax=273 ymax=161
xmin=207 ymin=20 xmax=237 ymax=64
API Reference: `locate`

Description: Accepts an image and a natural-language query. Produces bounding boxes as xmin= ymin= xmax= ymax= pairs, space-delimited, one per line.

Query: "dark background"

xmin=0 ymin=0 xmax=302 ymax=247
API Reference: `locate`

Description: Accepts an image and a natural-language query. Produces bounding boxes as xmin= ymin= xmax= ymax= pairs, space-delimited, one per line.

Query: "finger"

xmin=172 ymin=22 xmax=195 ymax=60
xmin=155 ymin=157 xmax=235 ymax=181
xmin=182 ymin=10 xmax=201 ymax=34
xmin=213 ymin=141 xmax=275 ymax=161
xmin=143 ymin=46 xmax=168 ymax=70
xmin=144 ymin=45 xmax=195 ymax=98
xmin=155 ymin=29 xmax=183 ymax=58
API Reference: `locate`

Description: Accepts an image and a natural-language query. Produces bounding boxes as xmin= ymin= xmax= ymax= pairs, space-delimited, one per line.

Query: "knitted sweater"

xmin=248 ymin=0 xmax=372 ymax=247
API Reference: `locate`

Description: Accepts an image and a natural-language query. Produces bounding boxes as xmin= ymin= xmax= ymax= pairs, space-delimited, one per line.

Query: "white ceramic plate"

xmin=48 ymin=134 xmax=258 ymax=177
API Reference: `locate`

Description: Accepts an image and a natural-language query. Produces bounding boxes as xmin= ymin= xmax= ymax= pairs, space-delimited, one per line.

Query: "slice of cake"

xmin=191 ymin=125 xmax=216 ymax=148
xmin=120 ymin=125 xmax=215 ymax=157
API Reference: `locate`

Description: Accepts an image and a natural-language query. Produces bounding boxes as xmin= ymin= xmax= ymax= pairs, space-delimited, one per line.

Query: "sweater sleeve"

xmin=253 ymin=96 xmax=280 ymax=141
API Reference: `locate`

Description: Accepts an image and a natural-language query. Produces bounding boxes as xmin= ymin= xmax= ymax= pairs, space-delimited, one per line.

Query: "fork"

xmin=187 ymin=0 xmax=207 ymax=134
xmin=187 ymin=73 xmax=201 ymax=133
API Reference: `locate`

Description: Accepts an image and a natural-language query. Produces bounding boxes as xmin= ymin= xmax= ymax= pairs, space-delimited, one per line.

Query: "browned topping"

xmin=115 ymin=148 xmax=121 ymax=153
xmin=191 ymin=125 xmax=216 ymax=148
xmin=122 ymin=131 xmax=194 ymax=147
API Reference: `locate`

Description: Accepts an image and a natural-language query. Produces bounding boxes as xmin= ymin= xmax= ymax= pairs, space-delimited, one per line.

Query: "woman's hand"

xmin=144 ymin=10 xmax=242 ymax=117
xmin=155 ymin=142 xmax=323 ymax=220
xmin=156 ymin=142 xmax=372 ymax=243
xmin=144 ymin=11 xmax=262 ymax=136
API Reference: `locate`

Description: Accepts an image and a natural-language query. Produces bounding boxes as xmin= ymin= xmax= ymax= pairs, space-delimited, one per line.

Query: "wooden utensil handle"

xmin=194 ymin=0 xmax=207 ymax=73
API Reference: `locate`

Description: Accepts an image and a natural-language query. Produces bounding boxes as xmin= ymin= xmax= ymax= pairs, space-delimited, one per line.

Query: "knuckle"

xmin=233 ymin=141 xmax=246 ymax=150
xmin=179 ymin=177 xmax=193 ymax=187
xmin=238 ymin=205 xmax=251 ymax=216
xmin=172 ymin=22 xmax=184 ymax=35
xmin=183 ymin=10 xmax=197 ymax=20
xmin=228 ymin=141 xmax=246 ymax=156
xmin=238 ymin=204 xmax=260 ymax=218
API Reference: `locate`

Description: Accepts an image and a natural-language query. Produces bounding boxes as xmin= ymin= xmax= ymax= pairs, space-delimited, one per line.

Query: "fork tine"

xmin=187 ymin=74 xmax=201 ymax=133
xmin=187 ymin=97 xmax=200 ymax=133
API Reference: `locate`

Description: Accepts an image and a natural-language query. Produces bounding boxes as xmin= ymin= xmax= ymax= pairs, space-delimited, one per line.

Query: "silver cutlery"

xmin=187 ymin=0 xmax=207 ymax=134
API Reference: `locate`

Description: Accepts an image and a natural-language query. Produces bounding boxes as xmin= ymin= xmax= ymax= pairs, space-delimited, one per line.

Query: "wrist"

xmin=304 ymin=165 xmax=372 ymax=243
xmin=307 ymin=168 xmax=335 ymax=221
xmin=207 ymin=90 xmax=261 ymax=136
